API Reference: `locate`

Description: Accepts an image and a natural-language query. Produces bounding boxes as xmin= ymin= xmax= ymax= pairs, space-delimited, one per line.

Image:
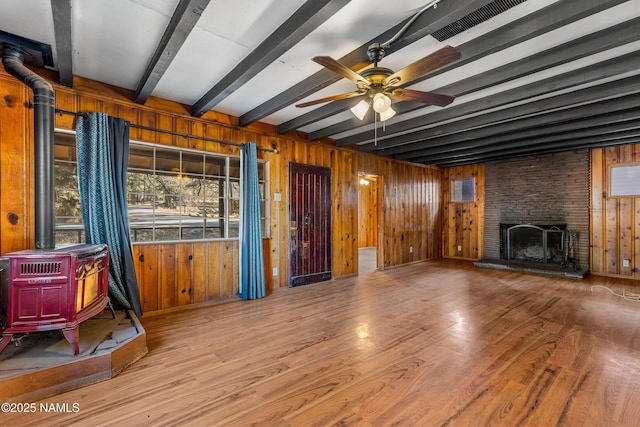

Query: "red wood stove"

xmin=0 ymin=244 xmax=112 ymax=356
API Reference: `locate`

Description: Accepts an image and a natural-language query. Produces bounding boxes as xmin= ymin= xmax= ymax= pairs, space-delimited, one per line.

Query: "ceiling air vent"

xmin=431 ymin=0 xmax=528 ymax=42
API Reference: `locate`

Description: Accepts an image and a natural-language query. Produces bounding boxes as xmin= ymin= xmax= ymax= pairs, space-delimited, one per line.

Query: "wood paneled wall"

xmin=591 ymin=144 xmax=640 ymax=279
xmin=442 ymin=164 xmax=484 ymax=260
xmin=0 ymin=69 xmax=444 ymax=314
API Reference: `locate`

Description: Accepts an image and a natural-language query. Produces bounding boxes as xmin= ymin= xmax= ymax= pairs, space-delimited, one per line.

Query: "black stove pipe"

xmin=2 ymin=45 xmax=56 ymax=250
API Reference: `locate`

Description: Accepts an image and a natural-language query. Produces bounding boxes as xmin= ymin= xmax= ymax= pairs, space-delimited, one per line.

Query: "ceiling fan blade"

xmin=313 ymin=56 xmax=370 ymax=88
xmin=296 ymin=91 xmax=365 ymax=108
xmin=383 ymin=45 xmax=461 ymax=86
xmin=390 ymin=88 xmax=454 ymax=107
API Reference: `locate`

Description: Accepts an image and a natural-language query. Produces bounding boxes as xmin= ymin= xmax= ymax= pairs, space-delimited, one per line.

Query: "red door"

xmin=289 ymin=163 xmax=332 ymax=287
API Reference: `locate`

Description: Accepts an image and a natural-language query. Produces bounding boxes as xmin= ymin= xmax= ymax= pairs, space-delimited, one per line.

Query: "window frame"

xmin=608 ymin=162 xmax=640 ymax=197
xmin=450 ymin=177 xmax=476 ymax=203
xmin=53 ymin=129 xmax=268 ymax=245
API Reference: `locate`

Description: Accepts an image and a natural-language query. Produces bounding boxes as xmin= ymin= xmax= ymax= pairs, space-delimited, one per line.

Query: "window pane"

xmin=155 ymin=148 xmax=180 ymax=174
xmin=54 ymin=133 xmax=269 ymax=244
xmin=452 ymin=178 xmax=475 ymax=202
xmin=182 ymin=152 xmax=203 ymax=175
xmin=205 ymin=155 xmax=225 ymax=177
xmin=610 ymin=164 xmax=640 ymax=196
xmin=129 ymin=145 xmax=154 ymax=170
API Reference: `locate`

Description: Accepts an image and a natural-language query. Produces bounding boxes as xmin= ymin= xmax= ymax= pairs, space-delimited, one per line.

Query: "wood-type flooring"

xmin=3 ymin=259 xmax=640 ymax=426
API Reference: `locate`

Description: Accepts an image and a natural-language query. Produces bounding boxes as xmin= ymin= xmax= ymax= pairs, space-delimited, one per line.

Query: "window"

xmin=609 ymin=163 xmax=640 ymax=197
xmin=451 ymin=178 xmax=476 ymax=202
xmin=54 ymin=131 xmax=267 ymax=245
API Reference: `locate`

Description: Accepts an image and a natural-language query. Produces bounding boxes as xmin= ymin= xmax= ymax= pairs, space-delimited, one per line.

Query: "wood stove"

xmin=0 ymin=244 xmax=112 ymax=356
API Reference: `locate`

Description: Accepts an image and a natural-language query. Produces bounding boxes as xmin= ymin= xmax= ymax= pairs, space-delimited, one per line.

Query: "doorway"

xmin=289 ymin=162 xmax=332 ymax=287
xmin=358 ymin=173 xmax=381 ymax=273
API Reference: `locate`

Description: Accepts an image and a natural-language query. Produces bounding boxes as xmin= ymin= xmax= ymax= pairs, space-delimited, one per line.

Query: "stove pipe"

xmin=2 ymin=45 xmax=56 ymax=250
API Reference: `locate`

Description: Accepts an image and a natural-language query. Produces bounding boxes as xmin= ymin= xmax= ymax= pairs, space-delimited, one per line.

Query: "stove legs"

xmin=62 ymin=327 xmax=80 ymax=356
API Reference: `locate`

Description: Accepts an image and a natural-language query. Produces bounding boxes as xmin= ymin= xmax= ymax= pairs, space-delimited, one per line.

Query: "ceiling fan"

xmin=295 ymin=42 xmax=461 ymax=122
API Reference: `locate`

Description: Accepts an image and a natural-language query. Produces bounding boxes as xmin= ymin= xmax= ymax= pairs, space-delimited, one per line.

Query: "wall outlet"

xmin=457 ymin=245 xmax=462 ymax=251
xmin=272 ymin=267 xmax=278 ymax=276
xmin=274 ymin=193 xmax=281 ymax=202
xmin=623 ymin=259 xmax=630 ymax=268
xmin=409 ymin=246 xmax=413 ymax=253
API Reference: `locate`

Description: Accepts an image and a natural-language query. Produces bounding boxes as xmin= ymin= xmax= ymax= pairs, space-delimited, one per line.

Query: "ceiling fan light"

xmin=350 ymin=100 xmax=370 ymax=120
xmin=372 ymin=93 xmax=391 ymax=113
xmin=379 ymin=106 xmax=396 ymax=121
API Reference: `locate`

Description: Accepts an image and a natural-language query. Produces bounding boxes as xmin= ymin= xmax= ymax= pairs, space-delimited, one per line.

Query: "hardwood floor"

xmin=4 ymin=259 xmax=640 ymax=426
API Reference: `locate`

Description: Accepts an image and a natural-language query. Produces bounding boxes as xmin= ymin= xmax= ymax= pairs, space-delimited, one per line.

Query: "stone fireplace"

xmin=478 ymin=150 xmax=590 ymax=277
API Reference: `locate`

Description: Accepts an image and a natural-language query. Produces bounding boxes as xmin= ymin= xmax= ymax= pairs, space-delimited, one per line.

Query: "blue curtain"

xmin=239 ymin=142 xmax=266 ymax=300
xmin=76 ymin=113 xmax=143 ymax=316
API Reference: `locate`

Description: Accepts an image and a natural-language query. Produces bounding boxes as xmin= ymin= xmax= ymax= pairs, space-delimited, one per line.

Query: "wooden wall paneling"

xmin=101 ymin=100 xmax=121 ymax=121
xmin=442 ymin=164 xmax=483 ymax=260
xmin=590 ymin=149 xmax=604 ymax=274
xmin=156 ymin=113 xmax=174 ymax=146
xmin=159 ymin=244 xmax=177 ymax=309
xmin=54 ymin=90 xmax=77 ymax=129
xmin=132 ymin=244 xmax=159 ymax=313
xmin=476 ymin=164 xmax=485 ymax=259
xmin=207 ymin=241 xmax=221 ymax=301
xmin=0 ymin=79 xmax=32 ymax=254
xmin=220 ymin=240 xmax=237 ymax=299
xmin=383 ymin=162 xmax=396 ymax=268
xmin=138 ymin=110 xmax=157 ymax=143
xmin=591 ymin=143 xmax=640 ymax=279
xmin=119 ymin=105 xmax=139 ymax=137
xmin=376 ymin=174 xmax=384 ymax=268
xmin=177 ymin=243 xmax=193 ymax=306
xmin=604 ymin=147 xmax=619 ymax=275
xmin=619 ymin=198 xmax=632 ymax=276
xmin=77 ymin=94 xmax=98 ymax=117
xmin=371 ymin=176 xmax=378 ymax=248
xmin=635 ymin=198 xmax=640 ymax=279
xmin=1 ymin=69 xmax=451 ymax=314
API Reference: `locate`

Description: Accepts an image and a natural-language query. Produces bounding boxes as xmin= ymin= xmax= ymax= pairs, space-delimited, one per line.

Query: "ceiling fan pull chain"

xmin=375 ymin=112 xmax=378 ymax=146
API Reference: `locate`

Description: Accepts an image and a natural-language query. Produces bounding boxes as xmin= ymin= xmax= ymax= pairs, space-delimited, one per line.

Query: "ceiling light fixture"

xmin=350 ymin=92 xmax=395 ymax=123
xmin=372 ymin=93 xmax=391 ymax=113
xmin=350 ymin=99 xmax=370 ymax=120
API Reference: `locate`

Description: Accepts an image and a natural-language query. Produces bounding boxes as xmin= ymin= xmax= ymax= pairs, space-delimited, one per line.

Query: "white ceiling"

xmin=1 ymin=0 xmax=640 ymax=165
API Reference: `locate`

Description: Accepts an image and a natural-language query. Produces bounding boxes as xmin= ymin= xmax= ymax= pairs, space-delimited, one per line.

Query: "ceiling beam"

xmin=191 ymin=0 xmax=351 ymax=117
xmin=365 ymin=17 xmax=640 ymax=153
xmin=320 ymin=0 xmax=631 ymax=145
xmin=411 ymin=120 xmax=640 ymax=164
xmin=373 ymin=74 xmax=640 ymax=162
xmin=134 ymin=0 xmax=210 ymax=104
xmin=431 ymin=133 xmax=640 ymax=167
xmin=338 ymin=50 xmax=640 ymax=153
xmin=50 ymin=0 xmax=73 ymax=87
xmin=241 ymin=0 xmax=494 ymax=128
xmin=384 ymin=96 xmax=640 ymax=158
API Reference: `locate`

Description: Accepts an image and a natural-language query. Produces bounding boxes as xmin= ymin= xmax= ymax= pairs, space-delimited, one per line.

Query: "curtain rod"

xmin=55 ymin=108 xmax=277 ymax=153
